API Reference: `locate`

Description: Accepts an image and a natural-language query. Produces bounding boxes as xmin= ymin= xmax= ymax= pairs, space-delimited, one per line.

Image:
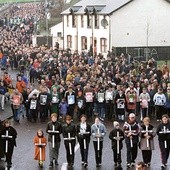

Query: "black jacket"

xmin=76 ymin=123 xmax=91 ymax=143
xmin=1 ymin=126 xmax=17 ymax=147
xmin=46 ymin=121 xmax=62 ymax=142
xmin=109 ymin=128 xmax=124 ymax=149
xmin=62 ymin=123 xmax=76 ymax=142
xmin=156 ymin=122 xmax=170 ymax=141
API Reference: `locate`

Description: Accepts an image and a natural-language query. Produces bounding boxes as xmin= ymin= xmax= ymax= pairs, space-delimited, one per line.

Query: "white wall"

xmin=111 ymin=0 xmax=170 ymax=47
xmin=63 ymin=14 xmax=110 ymax=54
xmin=50 ymin=23 xmax=63 ymax=49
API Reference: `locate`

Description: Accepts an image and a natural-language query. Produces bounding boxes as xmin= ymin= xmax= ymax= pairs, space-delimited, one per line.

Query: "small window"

xmin=81 ymin=15 xmax=84 ymax=28
xmin=81 ymin=36 xmax=87 ymax=50
xmin=67 ymin=15 xmax=69 ymax=27
xmin=100 ymin=38 xmax=107 ymax=53
xmin=57 ymin=32 xmax=62 ymax=37
xmin=67 ymin=35 xmax=72 ymax=48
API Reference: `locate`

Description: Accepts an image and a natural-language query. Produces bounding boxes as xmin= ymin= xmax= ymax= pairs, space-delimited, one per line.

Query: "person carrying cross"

xmin=1 ymin=119 xmax=17 ymax=168
xmin=123 ymin=113 xmax=140 ymax=168
xmin=109 ymin=121 xmax=124 ymax=167
xmin=46 ymin=113 xmax=62 ymax=167
xmin=156 ymin=114 xmax=170 ymax=169
xmin=139 ymin=117 xmax=156 ymax=167
xmin=62 ymin=115 xmax=76 ymax=168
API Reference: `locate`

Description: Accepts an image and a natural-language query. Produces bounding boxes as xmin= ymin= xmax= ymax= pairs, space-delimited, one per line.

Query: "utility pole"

xmin=45 ymin=0 xmax=51 ymax=47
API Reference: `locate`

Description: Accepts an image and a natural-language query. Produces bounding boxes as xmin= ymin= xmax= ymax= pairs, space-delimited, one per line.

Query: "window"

xmin=67 ymin=15 xmax=69 ymax=27
xmin=100 ymin=38 xmax=107 ymax=52
xmin=81 ymin=36 xmax=87 ymax=50
xmin=67 ymin=35 xmax=72 ymax=48
xmin=81 ymin=15 xmax=84 ymax=27
xmin=87 ymin=15 xmax=91 ymax=28
xmin=94 ymin=14 xmax=99 ymax=29
xmin=72 ymin=15 xmax=76 ymax=27
xmin=57 ymin=32 xmax=62 ymax=37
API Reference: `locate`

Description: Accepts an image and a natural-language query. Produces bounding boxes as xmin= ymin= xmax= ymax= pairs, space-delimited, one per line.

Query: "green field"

xmin=0 ymin=0 xmax=41 ymax=3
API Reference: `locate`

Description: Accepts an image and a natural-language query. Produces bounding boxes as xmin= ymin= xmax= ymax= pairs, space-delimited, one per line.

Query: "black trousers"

xmin=79 ymin=139 xmax=90 ymax=163
xmin=5 ymin=145 xmax=14 ymax=164
xmin=64 ymin=141 xmax=75 ymax=164
xmin=142 ymin=150 xmax=152 ymax=164
xmin=126 ymin=142 xmax=138 ymax=164
xmin=155 ymin=105 xmax=165 ymax=120
xmin=30 ymin=109 xmax=38 ymax=121
xmin=67 ymin=105 xmax=75 ymax=118
xmin=93 ymin=141 xmax=103 ymax=164
xmin=39 ymin=106 xmax=48 ymax=120
xmin=113 ymin=149 xmax=122 ymax=164
xmin=159 ymin=140 xmax=170 ymax=164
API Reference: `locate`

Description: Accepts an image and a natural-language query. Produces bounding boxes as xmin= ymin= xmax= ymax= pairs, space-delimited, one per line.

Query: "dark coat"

xmin=156 ymin=122 xmax=170 ymax=141
xmin=1 ymin=126 xmax=17 ymax=149
xmin=62 ymin=123 xmax=76 ymax=142
xmin=76 ymin=123 xmax=91 ymax=143
xmin=109 ymin=128 xmax=124 ymax=150
xmin=46 ymin=121 xmax=62 ymax=142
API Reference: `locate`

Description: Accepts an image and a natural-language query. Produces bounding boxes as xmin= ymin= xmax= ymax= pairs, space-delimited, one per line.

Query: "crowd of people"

xmin=0 ymin=2 xmax=170 ymax=170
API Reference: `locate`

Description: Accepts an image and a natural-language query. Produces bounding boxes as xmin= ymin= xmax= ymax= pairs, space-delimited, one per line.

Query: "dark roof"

xmin=61 ymin=0 xmax=133 ymax=15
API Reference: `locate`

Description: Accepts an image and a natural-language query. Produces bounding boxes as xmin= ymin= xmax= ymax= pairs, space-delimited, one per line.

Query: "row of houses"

xmin=34 ymin=0 xmax=170 ymax=59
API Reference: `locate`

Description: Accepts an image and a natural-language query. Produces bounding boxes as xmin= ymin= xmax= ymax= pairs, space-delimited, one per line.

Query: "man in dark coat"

xmin=1 ymin=119 xmax=17 ymax=167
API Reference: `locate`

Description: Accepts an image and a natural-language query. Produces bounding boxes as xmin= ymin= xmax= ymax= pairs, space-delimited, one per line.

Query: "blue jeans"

xmin=14 ymin=108 xmax=20 ymax=121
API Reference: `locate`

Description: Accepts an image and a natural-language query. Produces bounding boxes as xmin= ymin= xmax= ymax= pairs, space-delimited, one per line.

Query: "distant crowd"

xmin=0 ymin=2 xmax=169 ymax=124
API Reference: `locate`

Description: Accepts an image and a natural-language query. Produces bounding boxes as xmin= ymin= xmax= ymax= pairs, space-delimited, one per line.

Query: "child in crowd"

xmin=59 ymin=98 xmax=68 ymax=122
xmin=34 ymin=129 xmax=47 ymax=168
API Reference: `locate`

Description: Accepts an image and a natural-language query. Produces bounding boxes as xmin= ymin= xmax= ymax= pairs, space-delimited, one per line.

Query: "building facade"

xmin=52 ymin=0 xmax=170 ymax=59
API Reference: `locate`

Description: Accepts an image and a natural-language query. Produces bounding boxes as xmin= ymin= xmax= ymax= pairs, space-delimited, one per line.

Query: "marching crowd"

xmin=0 ymin=2 xmax=170 ymax=170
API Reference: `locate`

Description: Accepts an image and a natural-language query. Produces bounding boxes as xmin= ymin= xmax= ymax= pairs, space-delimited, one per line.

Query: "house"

xmin=52 ymin=0 xmax=170 ymax=59
xmin=50 ymin=22 xmax=63 ymax=49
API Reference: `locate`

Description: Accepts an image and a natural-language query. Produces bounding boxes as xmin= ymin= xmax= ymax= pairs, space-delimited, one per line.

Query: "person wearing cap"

xmin=46 ymin=113 xmax=62 ymax=167
xmin=123 ymin=113 xmax=140 ymax=168
xmin=153 ymin=88 xmax=166 ymax=121
xmin=91 ymin=116 xmax=106 ymax=167
xmin=76 ymin=114 xmax=91 ymax=168
xmin=109 ymin=121 xmax=124 ymax=167
xmin=62 ymin=115 xmax=76 ymax=167
xmin=156 ymin=114 xmax=170 ymax=169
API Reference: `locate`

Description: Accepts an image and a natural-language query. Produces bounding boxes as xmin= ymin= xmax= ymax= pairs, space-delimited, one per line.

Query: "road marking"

xmin=61 ymin=143 xmax=80 ymax=170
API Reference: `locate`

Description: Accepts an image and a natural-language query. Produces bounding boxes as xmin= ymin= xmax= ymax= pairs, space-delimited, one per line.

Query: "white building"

xmin=55 ymin=0 xmax=170 ymax=59
xmin=50 ymin=22 xmax=63 ymax=49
